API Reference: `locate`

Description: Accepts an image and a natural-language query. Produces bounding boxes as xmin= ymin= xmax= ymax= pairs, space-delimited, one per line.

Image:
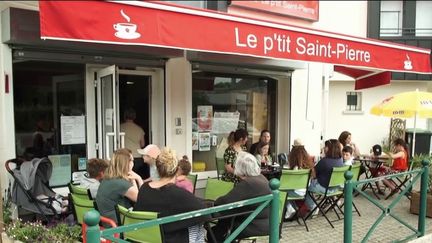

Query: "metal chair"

xmin=116 ymin=205 xmax=163 ymax=243
xmin=279 ymin=169 xmax=311 ymax=231
xmin=68 ymin=182 xmax=92 ymax=200
xmin=204 ymin=177 xmax=234 ymax=201
xmin=215 ymin=157 xmax=226 ymax=179
xmin=187 ymin=173 xmax=198 ymax=194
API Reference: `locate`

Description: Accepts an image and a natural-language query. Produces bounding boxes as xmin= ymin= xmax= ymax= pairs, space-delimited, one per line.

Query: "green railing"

xmin=344 ymin=160 xmax=430 ymax=243
xmin=85 ymin=179 xmax=280 ymax=243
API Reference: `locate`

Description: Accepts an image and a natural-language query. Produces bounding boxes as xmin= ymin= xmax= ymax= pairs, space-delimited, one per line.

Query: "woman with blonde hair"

xmin=135 ymin=147 xmax=209 ymax=243
xmin=96 ymin=148 xmax=143 ymax=223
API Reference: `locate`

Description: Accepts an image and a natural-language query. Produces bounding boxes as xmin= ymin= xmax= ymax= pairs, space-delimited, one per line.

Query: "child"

xmin=175 ymin=155 xmax=194 ymax=193
xmin=80 ymin=158 xmax=109 ymax=198
xmin=138 ymin=144 xmax=161 ymax=182
xmin=255 ymin=142 xmax=272 ymax=167
xmin=342 ymin=146 xmax=354 ymax=166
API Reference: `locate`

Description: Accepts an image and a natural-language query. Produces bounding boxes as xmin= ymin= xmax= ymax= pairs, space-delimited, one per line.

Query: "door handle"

xmin=119 ymin=132 xmax=125 ymax=149
xmin=106 ymin=132 xmax=115 ymax=159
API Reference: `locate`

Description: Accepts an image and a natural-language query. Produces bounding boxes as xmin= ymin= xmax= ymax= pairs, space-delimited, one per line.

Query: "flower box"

xmin=410 ymin=191 xmax=432 ymax=218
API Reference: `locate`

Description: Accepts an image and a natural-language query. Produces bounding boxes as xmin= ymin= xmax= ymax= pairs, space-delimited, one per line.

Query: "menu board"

xmin=212 ymin=112 xmax=240 ymax=134
xmin=48 ymin=154 xmax=71 ymax=187
xmin=60 ymin=115 xmax=85 ymax=145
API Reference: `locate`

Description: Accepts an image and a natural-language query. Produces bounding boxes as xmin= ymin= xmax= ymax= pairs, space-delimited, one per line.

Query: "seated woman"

xmin=221 ymin=129 xmax=248 ymax=183
xmin=134 ymin=148 xmax=209 ymax=243
xmin=175 ymin=155 xmax=193 ymax=193
xmin=209 ymin=151 xmax=271 ymax=242
xmin=285 ymin=141 xmax=316 ymax=218
xmin=306 ymin=139 xmax=344 ymax=212
xmin=374 ymin=138 xmax=409 ymax=197
xmin=255 ymin=142 xmax=272 ymax=167
xmin=96 ymin=148 xmax=143 ymax=224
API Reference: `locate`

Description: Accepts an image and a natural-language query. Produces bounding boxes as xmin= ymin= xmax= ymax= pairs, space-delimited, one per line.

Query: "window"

xmin=191 ymin=71 xmax=277 ymax=172
xmin=346 ymin=91 xmax=362 ymax=111
xmin=416 ymin=1 xmax=432 ymax=36
xmin=380 ymin=1 xmax=403 ymax=36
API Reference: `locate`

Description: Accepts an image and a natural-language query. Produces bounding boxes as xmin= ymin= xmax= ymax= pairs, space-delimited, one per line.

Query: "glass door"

xmin=96 ymin=65 xmax=124 ymax=159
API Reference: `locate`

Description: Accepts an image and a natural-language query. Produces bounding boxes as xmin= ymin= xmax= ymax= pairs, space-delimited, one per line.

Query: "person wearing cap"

xmin=134 ymin=147 xmax=209 ymax=243
xmin=137 ymin=144 xmax=161 ymax=182
xmin=120 ymin=108 xmax=149 ymax=179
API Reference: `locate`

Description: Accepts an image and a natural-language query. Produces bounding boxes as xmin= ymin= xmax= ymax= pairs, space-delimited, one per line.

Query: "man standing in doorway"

xmin=120 ymin=108 xmax=149 ymax=179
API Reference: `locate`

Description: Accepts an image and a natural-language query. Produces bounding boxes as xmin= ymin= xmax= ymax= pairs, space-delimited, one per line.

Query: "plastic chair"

xmin=215 ymin=157 xmax=226 ymax=179
xmin=385 ymin=160 xmax=414 ymax=200
xmin=69 ymin=182 xmax=92 ymax=200
xmin=116 ymin=205 xmax=163 ymax=243
xmin=349 ymin=163 xmax=361 ymax=216
xmin=187 ymin=173 xmax=198 ymax=194
xmin=279 ymin=169 xmax=311 ymax=231
xmin=307 ymin=165 xmax=350 ymax=228
xmin=204 ymin=178 xmax=234 ymax=201
xmin=70 ymin=193 xmax=95 ymax=225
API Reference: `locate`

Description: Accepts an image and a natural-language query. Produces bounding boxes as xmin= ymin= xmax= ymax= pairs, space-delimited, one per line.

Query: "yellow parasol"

xmin=370 ymin=89 xmax=432 ymax=156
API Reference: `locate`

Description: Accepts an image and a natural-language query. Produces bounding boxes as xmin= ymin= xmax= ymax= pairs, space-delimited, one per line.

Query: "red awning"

xmin=334 ymin=66 xmax=391 ymax=90
xmin=39 ymin=1 xmax=431 ymax=83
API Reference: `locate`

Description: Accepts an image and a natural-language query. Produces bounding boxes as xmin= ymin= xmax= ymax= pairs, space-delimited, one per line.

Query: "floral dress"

xmin=221 ymin=145 xmax=247 ymax=183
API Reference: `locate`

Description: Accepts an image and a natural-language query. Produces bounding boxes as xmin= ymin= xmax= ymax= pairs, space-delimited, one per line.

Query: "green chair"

xmin=385 ymin=159 xmax=414 ymax=200
xmin=204 ymin=178 xmax=234 ymax=201
xmin=68 ymin=182 xmax=92 ymax=200
xmin=70 ymin=193 xmax=95 ymax=225
xmin=215 ymin=157 xmax=226 ymax=179
xmin=187 ymin=173 xmax=198 ymax=194
xmin=279 ymin=169 xmax=311 ymax=231
xmin=116 ymin=205 xmax=163 ymax=243
xmin=307 ymin=165 xmax=350 ymax=228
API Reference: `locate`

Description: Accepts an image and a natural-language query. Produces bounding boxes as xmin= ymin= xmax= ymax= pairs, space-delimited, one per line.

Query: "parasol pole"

xmin=412 ymin=111 xmax=417 ymax=157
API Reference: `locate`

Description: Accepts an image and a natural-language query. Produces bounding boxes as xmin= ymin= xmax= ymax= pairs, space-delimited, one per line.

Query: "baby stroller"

xmin=6 ymin=157 xmax=65 ymax=223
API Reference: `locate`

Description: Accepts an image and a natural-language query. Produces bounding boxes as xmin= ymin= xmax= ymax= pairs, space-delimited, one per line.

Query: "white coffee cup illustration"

xmin=113 ymin=23 xmax=137 ymax=34
xmin=404 ymin=54 xmax=413 ymax=70
xmin=113 ymin=10 xmax=141 ymax=39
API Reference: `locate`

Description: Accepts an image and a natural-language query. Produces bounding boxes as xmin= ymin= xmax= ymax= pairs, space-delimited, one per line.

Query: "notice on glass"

xmin=197 ymin=105 xmax=213 ymax=132
xmin=48 ymin=154 xmax=71 ymax=187
xmin=212 ymin=112 xmax=240 ymax=134
xmin=199 ymin=132 xmax=211 ymax=151
xmin=192 ymin=132 xmax=199 ymax=150
xmin=61 ymin=116 xmax=85 ymax=145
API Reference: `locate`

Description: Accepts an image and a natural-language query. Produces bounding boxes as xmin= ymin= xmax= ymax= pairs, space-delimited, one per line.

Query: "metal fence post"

xmin=84 ymin=209 xmax=101 ymax=243
xmin=269 ymin=178 xmax=280 ymax=243
xmin=418 ymin=159 xmax=430 ymax=236
xmin=344 ymin=170 xmax=353 ymax=243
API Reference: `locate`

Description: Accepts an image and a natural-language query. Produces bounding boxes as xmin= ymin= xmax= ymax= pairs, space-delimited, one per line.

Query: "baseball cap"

xmin=137 ymin=144 xmax=161 ymax=159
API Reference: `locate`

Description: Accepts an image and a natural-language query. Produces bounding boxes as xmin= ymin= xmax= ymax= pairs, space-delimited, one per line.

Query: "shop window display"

xmin=192 ymin=71 xmax=276 ymax=172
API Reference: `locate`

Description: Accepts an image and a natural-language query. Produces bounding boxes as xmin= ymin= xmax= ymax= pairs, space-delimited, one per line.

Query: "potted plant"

xmin=409 ymin=154 xmax=432 ymax=218
xmin=2 ymin=220 xmax=81 ymax=243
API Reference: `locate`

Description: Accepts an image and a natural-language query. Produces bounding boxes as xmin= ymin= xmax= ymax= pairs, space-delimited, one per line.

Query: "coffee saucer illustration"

xmin=114 ymin=9 xmax=141 ymax=40
xmin=404 ymin=54 xmax=413 ymax=70
xmin=115 ymin=31 xmax=141 ymax=39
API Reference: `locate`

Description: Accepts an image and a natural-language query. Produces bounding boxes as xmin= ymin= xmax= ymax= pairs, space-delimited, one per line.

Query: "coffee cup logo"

xmin=404 ymin=54 xmax=413 ymax=70
xmin=113 ymin=9 xmax=141 ymax=39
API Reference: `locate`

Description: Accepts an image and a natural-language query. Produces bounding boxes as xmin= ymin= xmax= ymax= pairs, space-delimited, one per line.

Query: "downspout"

xmin=305 ymin=63 xmax=315 ymax=129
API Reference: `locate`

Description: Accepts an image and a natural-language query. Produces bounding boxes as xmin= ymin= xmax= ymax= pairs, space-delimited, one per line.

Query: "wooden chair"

xmin=116 ymin=205 xmax=163 ymax=243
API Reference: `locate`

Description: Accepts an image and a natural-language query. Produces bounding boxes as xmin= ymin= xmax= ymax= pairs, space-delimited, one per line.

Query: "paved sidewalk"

xmin=259 ymin=192 xmax=432 ymax=243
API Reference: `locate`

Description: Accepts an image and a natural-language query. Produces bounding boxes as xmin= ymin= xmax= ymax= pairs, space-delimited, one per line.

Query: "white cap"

xmin=137 ymin=144 xmax=161 ymax=159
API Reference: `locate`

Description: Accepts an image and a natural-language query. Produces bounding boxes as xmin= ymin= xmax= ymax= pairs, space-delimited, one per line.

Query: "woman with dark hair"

xmin=222 ymin=129 xmax=248 ymax=183
xmin=305 ymin=139 xmax=344 ymax=211
xmin=338 ymin=131 xmax=360 ymax=158
xmin=249 ymin=130 xmax=271 ymax=155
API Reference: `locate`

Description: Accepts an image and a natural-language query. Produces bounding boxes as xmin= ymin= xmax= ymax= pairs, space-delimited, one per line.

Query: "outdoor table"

xmin=261 ymin=164 xmax=282 ymax=181
xmin=355 ymin=157 xmax=388 ymax=200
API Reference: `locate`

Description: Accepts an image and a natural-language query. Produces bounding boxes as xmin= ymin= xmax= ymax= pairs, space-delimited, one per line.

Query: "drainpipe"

xmin=321 ymin=64 xmax=332 ymax=143
xmin=305 ymin=63 xmax=315 ymax=129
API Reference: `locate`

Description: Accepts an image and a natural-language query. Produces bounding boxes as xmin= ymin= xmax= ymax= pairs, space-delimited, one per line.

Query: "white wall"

xmin=290 ymin=63 xmax=324 ymax=157
xmin=327 ymin=80 xmax=431 ymax=155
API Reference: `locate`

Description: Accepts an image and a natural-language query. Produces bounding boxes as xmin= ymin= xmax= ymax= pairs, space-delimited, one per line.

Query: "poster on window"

xmin=198 ymin=132 xmax=211 ymax=151
xmin=60 ymin=115 xmax=85 ymax=145
xmin=197 ymin=105 xmax=213 ymax=132
xmin=212 ymin=111 xmax=240 ymax=134
xmin=192 ymin=132 xmax=199 ymax=150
